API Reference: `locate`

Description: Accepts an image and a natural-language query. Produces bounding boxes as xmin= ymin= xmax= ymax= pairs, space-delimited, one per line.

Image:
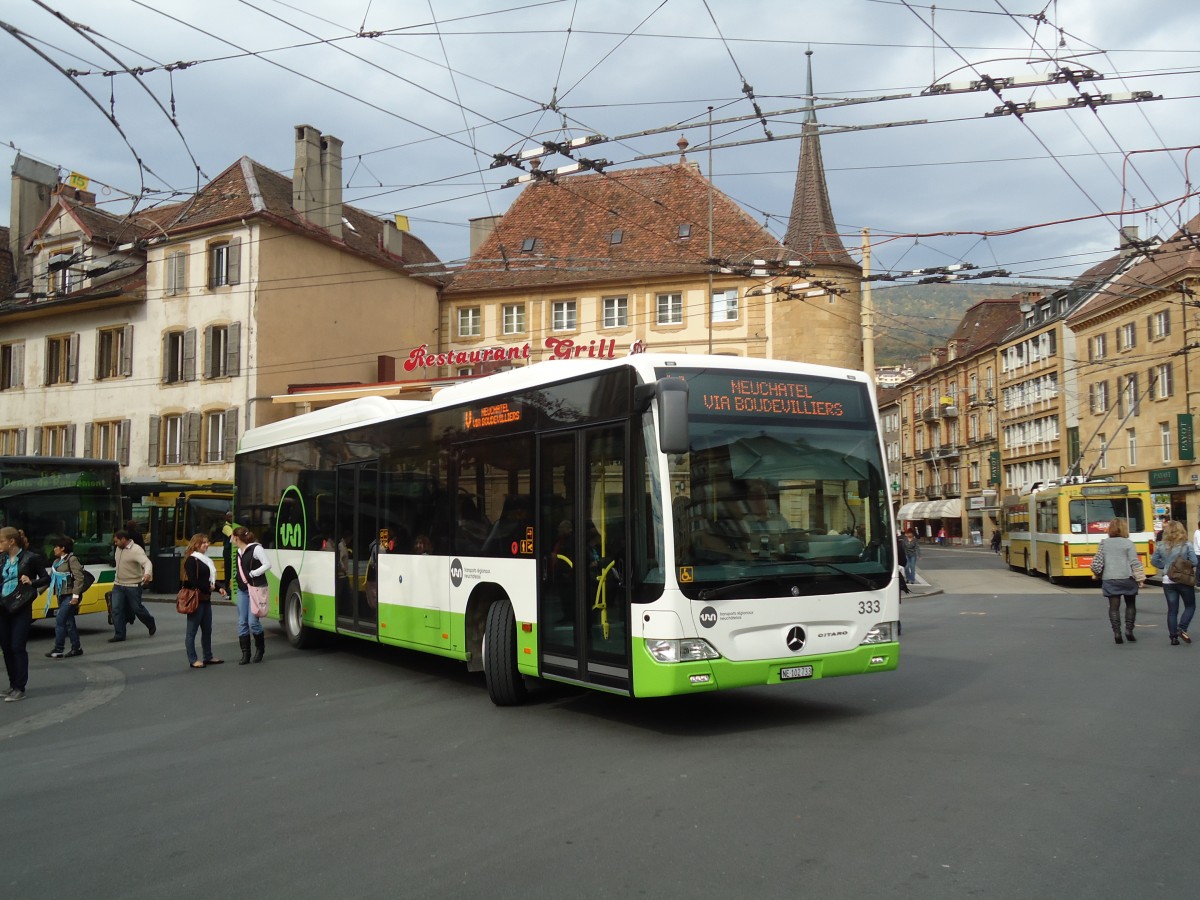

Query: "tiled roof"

xmin=948 ymin=298 xmax=1023 ymax=357
xmin=445 ymin=162 xmax=782 ymax=294
xmin=133 ymin=157 xmax=444 ymax=281
xmin=783 ymin=122 xmax=858 ymax=270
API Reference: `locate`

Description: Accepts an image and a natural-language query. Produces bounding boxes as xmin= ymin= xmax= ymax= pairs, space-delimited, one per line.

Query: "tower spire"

xmin=783 ymin=49 xmax=857 ymax=270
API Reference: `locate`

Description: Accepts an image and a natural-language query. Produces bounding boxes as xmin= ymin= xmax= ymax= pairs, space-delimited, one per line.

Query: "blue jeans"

xmin=904 ymin=558 xmax=918 ymax=585
xmin=111 ymin=584 xmax=156 ymax=639
xmin=53 ymin=598 xmax=81 ymax=652
xmin=236 ymin=588 xmax=263 ymax=637
xmin=185 ymin=601 xmax=213 ymax=664
xmin=0 ymin=602 xmax=33 ymax=692
xmin=1163 ymin=583 xmax=1197 ymax=637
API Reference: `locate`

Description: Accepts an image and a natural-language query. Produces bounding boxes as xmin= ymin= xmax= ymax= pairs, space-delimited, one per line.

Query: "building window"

xmin=677 ymin=224 xmax=691 ymax=239
xmin=39 ymin=425 xmax=71 ymax=457
xmin=163 ymin=415 xmax=183 ymax=465
xmin=1151 ymin=310 xmax=1170 ymax=340
xmin=1119 ymin=323 xmax=1137 ymax=351
xmin=1091 ymin=334 xmax=1107 ymax=360
xmin=165 ymin=249 xmax=188 ymax=296
xmin=1098 ymin=433 xmax=1108 ymax=469
xmin=552 ymin=300 xmax=577 ymax=332
xmin=96 ymin=326 xmax=132 ymax=380
xmin=1151 ymin=363 xmax=1173 ymax=400
xmin=207 ymin=238 xmax=240 ymax=288
xmin=1127 ymin=428 xmax=1137 ymax=466
xmin=610 ymin=229 xmax=623 ymax=245
xmin=0 ymin=429 xmax=21 ymax=455
xmin=1118 ymin=373 xmax=1138 ymax=417
xmin=1 ymin=342 xmax=24 ymax=390
xmin=1161 ymin=422 xmax=1172 ymax=462
xmin=657 ymin=292 xmax=682 ymax=325
xmin=602 ymin=296 xmax=628 ymax=328
xmin=205 ymin=411 xmax=226 ymax=463
xmin=520 ymin=237 xmax=536 ymax=252
xmin=92 ymin=420 xmax=122 ymax=462
xmin=45 ymin=335 xmax=77 ymax=386
xmin=712 ymin=288 xmax=738 ymax=322
xmin=1090 ymin=381 xmax=1109 ymax=414
xmin=163 ymin=331 xmax=189 ymax=384
xmin=48 ymin=252 xmax=82 ymax=296
xmin=501 ymin=304 xmax=525 ymax=335
xmin=457 ymin=307 xmax=481 ymax=338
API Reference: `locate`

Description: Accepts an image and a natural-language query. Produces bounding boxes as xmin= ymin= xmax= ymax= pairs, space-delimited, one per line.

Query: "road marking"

xmin=0 ymin=662 xmax=125 ymax=741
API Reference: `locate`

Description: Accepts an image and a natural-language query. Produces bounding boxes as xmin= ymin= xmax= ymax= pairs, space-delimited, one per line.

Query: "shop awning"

xmin=897 ymin=499 xmax=963 ymax=520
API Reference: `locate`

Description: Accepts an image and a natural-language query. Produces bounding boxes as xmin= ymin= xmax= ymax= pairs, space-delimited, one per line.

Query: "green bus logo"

xmin=280 ymin=522 xmax=304 ymax=548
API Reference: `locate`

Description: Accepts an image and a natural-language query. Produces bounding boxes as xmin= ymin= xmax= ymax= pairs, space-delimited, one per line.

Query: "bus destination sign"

xmin=680 ymin=372 xmax=867 ymax=421
xmin=463 ymin=402 xmax=522 ymax=431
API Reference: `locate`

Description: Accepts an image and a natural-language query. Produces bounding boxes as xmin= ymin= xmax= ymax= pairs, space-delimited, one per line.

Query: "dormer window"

xmin=610 ymin=229 xmax=623 ymax=245
xmin=48 ymin=252 xmax=81 ymax=295
xmin=521 ymin=237 xmax=536 ymax=252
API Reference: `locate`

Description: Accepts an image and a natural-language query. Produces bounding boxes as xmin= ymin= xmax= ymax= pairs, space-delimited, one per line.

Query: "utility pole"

xmin=861 ymin=227 xmax=875 ymax=375
xmin=706 ymin=106 xmax=714 ymax=355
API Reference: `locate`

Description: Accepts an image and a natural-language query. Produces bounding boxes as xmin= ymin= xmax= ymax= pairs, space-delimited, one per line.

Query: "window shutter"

xmin=203 ymin=325 xmax=215 ymax=379
xmin=183 ymin=328 xmax=197 ymax=382
xmin=1165 ymin=312 xmax=1172 ymax=336
xmin=121 ymin=325 xmax=134 ymax=376
xmin=161 ymin=333 xmax=170 ymax=383
xmin=12 ymin=342 xmax=23 ymax=388
xmin=67 ymin=333 xmax=79 ymax=383
xmin=1130 ymin=324 xmax=1137 ymax=348
xmin=1147 ymin=314 xmax=1153 ymax=341
xmin=226 ymin=322 xmax=241 ymax=377
xmin=1167 ymin=363 xmax=1174 ymax=397
xmin=32 ymin=428 xmax=42 ymax=456
xmin=118 ymin=419 xmax=131 ymax=466
xmin=16 ymin=428 xmax=26 ymax=455
xmin=65 ymin=424 xmax=76 ymax=457
xmin=84 ymin=422 xmax=94 ymax=457
xmin=185 ymin=412 xmax=201 ymax=464
xmin=1087 ymin=338 xmax=1093 ymax=362
xmin=148 ymin=415 xmax=160 ymax=467
xmin=94 ymin=333 xmax=103 ymax=380
xmin=223 ymin=407 xmax=239 ymax=462
xmin=227 ymin=237 xmax=242 ymax=285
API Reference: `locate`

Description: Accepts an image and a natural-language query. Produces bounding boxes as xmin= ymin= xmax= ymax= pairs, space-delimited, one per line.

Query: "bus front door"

xmin=538 ymin=426 xmax=630 ymax=693
xmin=335 ymin=460 xmax=379 ymax=636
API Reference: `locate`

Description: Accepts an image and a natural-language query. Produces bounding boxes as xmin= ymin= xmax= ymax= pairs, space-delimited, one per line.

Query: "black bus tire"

xmin=1046 ymin=554 xmax=1059 ymax=585
xmin=483 ymin=598 xmax=527 ymax=706
xmin=284 ymin=579 xmax=317 ymax=649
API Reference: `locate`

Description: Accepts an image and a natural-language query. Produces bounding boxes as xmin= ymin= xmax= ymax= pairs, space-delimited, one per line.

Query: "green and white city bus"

xmin=235 ymin=354 xmax=899 ymax=704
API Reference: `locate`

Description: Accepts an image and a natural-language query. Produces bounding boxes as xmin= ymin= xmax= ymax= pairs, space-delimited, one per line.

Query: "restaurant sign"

xmin=403 ymin=338 xmax=645 ymax=372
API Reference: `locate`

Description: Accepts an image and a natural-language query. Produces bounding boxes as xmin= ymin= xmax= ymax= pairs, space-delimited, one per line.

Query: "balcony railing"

xmin=968 ymin=480 xmax=982 ymax=490
xmin=924 ymin=485 xmax=943 ymax=499
xmin=942 ymin=483 xmax=961 ymax=498
xmin=922 ymin=407 xmax=941 ymax=422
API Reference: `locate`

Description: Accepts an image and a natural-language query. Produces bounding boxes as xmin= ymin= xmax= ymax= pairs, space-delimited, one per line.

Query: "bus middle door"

xmin=335 ymin=460 xmax=380 ymax=636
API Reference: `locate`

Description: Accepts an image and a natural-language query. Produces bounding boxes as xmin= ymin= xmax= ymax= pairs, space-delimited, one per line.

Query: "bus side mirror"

xmin=636 ymin=378 xmax=689 ymax=455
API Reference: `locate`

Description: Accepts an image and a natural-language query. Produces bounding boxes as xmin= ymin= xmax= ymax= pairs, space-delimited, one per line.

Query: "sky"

xmin=2 ymin=0 xmax=1199 ymax=297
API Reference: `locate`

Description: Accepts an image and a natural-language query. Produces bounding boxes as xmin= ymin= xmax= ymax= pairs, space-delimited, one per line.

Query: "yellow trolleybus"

xmin=1001 ymin=480 xmax=1156 ymax=583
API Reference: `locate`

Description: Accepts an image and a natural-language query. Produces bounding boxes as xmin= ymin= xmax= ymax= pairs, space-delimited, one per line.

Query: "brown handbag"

xmin=176 ymin=586 xmax=200 ymax=615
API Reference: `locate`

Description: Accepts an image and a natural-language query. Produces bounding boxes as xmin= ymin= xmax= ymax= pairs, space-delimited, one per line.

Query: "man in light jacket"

xmin=109 ymin=530 xmax=156 ymax=642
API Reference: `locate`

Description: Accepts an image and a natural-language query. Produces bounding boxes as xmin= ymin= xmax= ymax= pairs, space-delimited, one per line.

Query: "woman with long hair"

xmin=0 ymin=526 xmax=51 ymax=701
xmin=1151 ymin=520 xmax=1198 ymax=646
xmin=183 ymin=533 xmax=226 ymax=668
xmin=1092 ymin=518 xmax=1142 ymax=644
xmin=231 ymin=526 xmax=271 ymax=664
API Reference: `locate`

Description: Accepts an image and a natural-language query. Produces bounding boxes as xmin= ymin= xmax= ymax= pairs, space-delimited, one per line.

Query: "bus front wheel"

xmin=284 ymin=580 xmax=317 ymax=649
xmin=483 ymin=599 xmax=527 ymax=706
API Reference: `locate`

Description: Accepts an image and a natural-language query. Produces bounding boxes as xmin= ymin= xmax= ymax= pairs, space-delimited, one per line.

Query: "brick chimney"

xmin=320 ymin=134 xmax=343 ymax=239
xmin=9 ymin=154 xmax=58 ymax=289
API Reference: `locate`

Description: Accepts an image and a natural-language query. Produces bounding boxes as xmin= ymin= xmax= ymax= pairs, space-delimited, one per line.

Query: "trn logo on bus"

xmin=280 ymin=523 xmax=304 ymax=548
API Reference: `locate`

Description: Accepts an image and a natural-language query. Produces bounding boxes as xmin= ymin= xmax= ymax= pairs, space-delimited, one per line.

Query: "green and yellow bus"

xmin=0 ymin=456 xmax=123 ymax=618
xmin=124 ymin=481 xmax=233 ymax=581
xmin=1001 ymin=479 xmax=1157 ymax=583
xmin=236 ymin=354 xmax=899 ymax=705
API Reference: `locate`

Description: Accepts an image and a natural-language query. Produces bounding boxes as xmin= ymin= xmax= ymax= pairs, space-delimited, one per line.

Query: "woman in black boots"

xmin=1091 ymin=518 xmax=1143 ymax=644
xmin=231 ymin=527 xmax=271 ymax=664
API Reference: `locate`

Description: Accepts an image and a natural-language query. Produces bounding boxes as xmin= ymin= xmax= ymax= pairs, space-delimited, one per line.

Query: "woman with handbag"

xmin=0 ymin=526 xmax=52 ymax=702
xmin=231 ymin=527 xmax=271 ymax=665
xmin=1091 ymin=518 xmax=1143 ymax=645
xmin=183 ymin=533 xmax=226 ymax=669
xmin=1150 ymin=520 xmax=1198 ymax=646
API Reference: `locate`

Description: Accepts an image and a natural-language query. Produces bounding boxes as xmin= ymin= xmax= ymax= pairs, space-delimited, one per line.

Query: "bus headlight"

xmin=860 ymin=622 xmax=896 ymax=644
xmin=647 ymin=638 xmax=721 ymax=663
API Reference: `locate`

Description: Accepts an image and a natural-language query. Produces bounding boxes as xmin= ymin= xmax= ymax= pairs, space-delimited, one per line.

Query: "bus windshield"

xmin=1068 ymin=497 xmax=1147 ymax=534
xmin=0 ymin=458 xmax=123 ymax=564
xmin=665 ymin=369 xmax=892 ymax=597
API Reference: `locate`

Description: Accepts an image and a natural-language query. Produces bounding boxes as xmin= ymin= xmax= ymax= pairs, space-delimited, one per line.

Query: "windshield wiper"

xmin=806 ymin=561 xmax=876 ymax=589
xmin=697 ymin=575 xmax=780 ymax=601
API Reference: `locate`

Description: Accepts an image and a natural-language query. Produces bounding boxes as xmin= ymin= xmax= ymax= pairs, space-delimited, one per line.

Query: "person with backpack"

xmin=231 ymin=526 xmax=271 ymax=665
xmin=45 ymin=536 xmax=90 ymax=659
xmin=1150 ymin=520 xmax=1198 ymax=646
xmin=1 ymin=526 xmax=51 ymax=702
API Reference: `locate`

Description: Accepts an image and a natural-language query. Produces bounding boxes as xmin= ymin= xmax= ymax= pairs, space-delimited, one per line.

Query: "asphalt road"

xmin=2 ymin=559 xmax=1195 ymax=899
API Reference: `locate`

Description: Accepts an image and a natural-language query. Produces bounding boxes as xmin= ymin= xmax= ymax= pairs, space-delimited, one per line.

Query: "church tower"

xmin=771 ymin=50 xmax=863 ymax=371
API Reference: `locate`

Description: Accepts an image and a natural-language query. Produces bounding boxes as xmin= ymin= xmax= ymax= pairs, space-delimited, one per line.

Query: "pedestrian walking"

xmin=45 ymin=536 xmax=86 ymax=659
xmin=936 ymin=526 xmax=947 ymax=545
xmin=1090 ymin=518 xmax=1144 ymax=644
xmin=990 ymin=530 xmax=1002 ymax=554
xmin=901 ymin=528 xmax=920 ymax=585
xmin=231 ymin=527 xmax=270 ymax=664
xmin=183 ymin=533 xmax=227 ymax=668
xmin=1193 ymin=522 xmax=1200 ymax=556
xmin=109 ymin=529 xmax=156 ymax=642
xmin=0 ymin=526 xmax=51 ymax=702
xmin=1150 ymin=520 xmax=1198 ymax=645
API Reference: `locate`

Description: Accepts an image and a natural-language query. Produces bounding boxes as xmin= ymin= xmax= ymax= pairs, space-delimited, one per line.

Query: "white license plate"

xmin=780 ymin=665 xmax=813 ymax=680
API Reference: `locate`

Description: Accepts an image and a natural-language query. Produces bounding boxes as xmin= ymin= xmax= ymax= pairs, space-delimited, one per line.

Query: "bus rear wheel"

xmin=484 ymin=599 xmax=527 ymax=706
xmin=1024 ymin=552 xmax=1033 ymax=576
xmin=1046 ymin=554 xmax=1059 ymax=585
xmin=284 ymin=580 xmax=317 ymax=649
